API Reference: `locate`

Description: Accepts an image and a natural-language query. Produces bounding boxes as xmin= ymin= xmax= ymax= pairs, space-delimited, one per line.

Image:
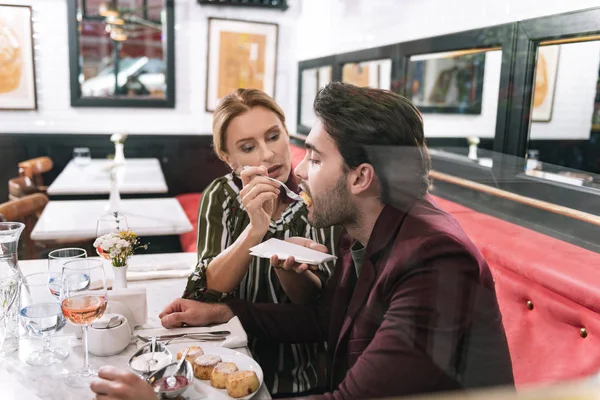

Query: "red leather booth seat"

xmin=176 ymin=144 xmax=600 ymax=387
xmin=175 ymin=192 xmax=201 ymax=253
xmin=431 ymin=196 xmax=600 ymax=387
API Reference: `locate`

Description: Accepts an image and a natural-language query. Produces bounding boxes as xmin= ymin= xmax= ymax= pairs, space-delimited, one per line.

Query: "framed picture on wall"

xmin=206 ymin=18 xmax=278 ymax=112
xmin=407 ymin=52 xmax=486 ymax=115
xmin=0 ymin=4 xmax=37 ymax=110
xmin=532 ymin=45 xmax=560 ymax=122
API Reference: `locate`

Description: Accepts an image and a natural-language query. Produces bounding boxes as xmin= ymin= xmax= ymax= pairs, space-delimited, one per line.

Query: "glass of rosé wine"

xmin=60 ymin=259 xmax=107 ymax=387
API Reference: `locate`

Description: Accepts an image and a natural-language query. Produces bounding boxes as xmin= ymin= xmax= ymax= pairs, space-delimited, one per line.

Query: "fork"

xmin=264 ymin=176 xmax=303 ymax=202
xmin=242 ymin=166 xmax=303 ymax=202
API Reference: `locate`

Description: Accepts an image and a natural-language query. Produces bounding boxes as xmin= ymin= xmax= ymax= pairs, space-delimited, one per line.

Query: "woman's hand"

xmin=239 ymin=166 xmax=280 ymax=235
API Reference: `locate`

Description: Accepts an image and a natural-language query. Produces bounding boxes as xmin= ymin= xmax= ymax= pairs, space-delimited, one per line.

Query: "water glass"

xmin=73 ymin=147 xmax=91 ymax=168
xmin=19 ymin=272 xmax=69 ymax=366
xmin=61 ymin=259 xmax=107 ymax=387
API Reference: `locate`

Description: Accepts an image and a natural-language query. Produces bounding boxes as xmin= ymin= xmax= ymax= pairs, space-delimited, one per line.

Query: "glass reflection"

xmin=527 ymin=39 xmax=600 ymax=183
xmin=342 ymin=59 xmax=391 ymax=90
xmin=77 ymin=0 xmax=167 ymax=100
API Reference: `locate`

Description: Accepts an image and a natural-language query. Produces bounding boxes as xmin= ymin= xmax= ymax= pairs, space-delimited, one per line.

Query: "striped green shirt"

xmin=183 ymin=173 xmax=340 ymax=395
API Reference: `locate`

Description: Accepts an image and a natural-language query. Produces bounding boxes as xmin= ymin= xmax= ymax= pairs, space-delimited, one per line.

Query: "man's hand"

xmin=270 ymin=236 xmax=328 ymax=274
xmin=91 ymin=366 xmax=156 ymax=400
xmin=159 ymin=298 xmax=233 ymax=328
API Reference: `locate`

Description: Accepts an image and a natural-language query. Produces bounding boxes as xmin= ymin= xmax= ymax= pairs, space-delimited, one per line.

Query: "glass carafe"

xmin=0 ymin=222 xmax=25 ymax=357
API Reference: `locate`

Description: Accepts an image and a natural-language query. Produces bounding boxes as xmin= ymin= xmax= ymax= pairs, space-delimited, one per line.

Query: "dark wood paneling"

xmin=0 ymin=133 xmax=230 ymax=203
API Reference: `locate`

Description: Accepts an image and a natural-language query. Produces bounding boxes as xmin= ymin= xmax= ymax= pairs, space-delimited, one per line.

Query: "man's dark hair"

xmin=313 ymin=82 xmax=431 ymax=205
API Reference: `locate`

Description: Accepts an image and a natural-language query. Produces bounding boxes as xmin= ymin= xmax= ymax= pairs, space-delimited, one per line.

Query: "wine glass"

xmin=19 ymin=272 xmax=69 ymax=366
xmin=96 ymin=213 xmax=128 ymax=238
xmin=60 ymin=259 xmax=107 ymax=387
xmin=48 ymin=248 xmax=87 ymax=297
xmin=96 ymin=213 xmax=128 ymax=264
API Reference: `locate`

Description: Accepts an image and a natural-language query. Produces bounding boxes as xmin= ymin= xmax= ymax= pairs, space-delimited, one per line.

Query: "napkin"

xmin=135 ymin=316 xmax=248 ymax=349
xmin=107 ymin=287 xmax=148 ymax=327
xmin=127 ymin=269 xmax=192 ymax=281
xmin=123 ymin=254 xmax=195 ymax=281
xmin=250 ymin=238 xmax=337 ymax=265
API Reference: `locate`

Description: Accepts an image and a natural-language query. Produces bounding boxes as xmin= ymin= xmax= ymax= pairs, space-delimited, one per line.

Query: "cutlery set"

xmin=137 ymin=330 xmax=230 ymax=344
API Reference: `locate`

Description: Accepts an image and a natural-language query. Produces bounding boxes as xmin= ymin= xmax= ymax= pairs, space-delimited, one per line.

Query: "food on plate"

xmin=177 ymin=345 xmax=204 ymax=363
xmin=151 ymin=375 xmax=189 ymax=392
xmin=193 ymin=354 xmax=222 ymax=380
xmin=210 ymin=362 xmax=239 ymax=389
xmin=299 ymin=191 xmax=312 ymax=207
xmin=226 ymin=370 xmax=260 ymax=398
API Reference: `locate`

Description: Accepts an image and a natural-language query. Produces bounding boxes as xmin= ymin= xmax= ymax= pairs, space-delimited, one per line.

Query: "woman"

xmin=182 ymin=89 xmax=339 ymax=396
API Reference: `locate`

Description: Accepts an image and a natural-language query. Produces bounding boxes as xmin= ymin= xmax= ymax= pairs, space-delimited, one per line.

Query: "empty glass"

xmin=48 ymin=248 xmax=87 ymax=297
xmin=73 ymin=147 xmax=91 ymax=168
xmin=61 ymin=259 xmax=107 ymax=387
xmin=19 ymin=272 xmax=69 ymax=366
xmin=96 ymin=213 xmax=129 ymax=238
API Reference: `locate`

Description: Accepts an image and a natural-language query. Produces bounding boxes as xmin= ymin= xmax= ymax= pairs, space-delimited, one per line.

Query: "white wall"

xmin=0 ymin=0 xmax=301 ymax=135
xmin=296 ymin=0 xmax=600 ymax=141
xmin=296 ymin=0 xmax=600 ymax=60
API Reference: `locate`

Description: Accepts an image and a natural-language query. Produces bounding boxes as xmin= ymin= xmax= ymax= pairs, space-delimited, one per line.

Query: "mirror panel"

xmin=70 ymin=0 xmax=174 ymax=106
xmin=341 ymin=59 xmax=391 ymax=90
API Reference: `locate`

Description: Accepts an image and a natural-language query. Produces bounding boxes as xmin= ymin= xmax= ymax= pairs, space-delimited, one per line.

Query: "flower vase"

xmin=114 ymin=143 xmax=125 ymax=165
xmin=106 ymin=169 xmax=121 ymax=213
xmin=112 ymin=265 xmax=128 ymax=289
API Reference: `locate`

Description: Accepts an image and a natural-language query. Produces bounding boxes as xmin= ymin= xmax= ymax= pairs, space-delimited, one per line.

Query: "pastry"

xmin=299 ymin=191 xmax=312 ymax=207
xmin=226 ymin=370 xmax=260 ymax=398
xmin=0 ymin=23 xmax=23 ymax=94
xmin=210 ymin=362 xmax=239 ymax=389
xmin=193 ymin=354 xmax=222 ymax=380
xmin=177 ymin=346 xmax=204 ymax=363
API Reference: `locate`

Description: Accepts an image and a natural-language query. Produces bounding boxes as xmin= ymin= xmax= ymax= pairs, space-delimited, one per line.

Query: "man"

xmin=91 ymin=83 xmax=514 ymax=400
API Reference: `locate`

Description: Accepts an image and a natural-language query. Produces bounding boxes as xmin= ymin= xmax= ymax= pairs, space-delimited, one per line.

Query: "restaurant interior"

xmin=2 ymin=0 xmax=600 ymax=399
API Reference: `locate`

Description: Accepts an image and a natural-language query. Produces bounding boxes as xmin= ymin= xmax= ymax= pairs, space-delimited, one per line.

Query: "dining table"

xmin=47 ymin=158 xmax=168 ymax=196
xmin=0 ymin=252 xmax=271 ymax=400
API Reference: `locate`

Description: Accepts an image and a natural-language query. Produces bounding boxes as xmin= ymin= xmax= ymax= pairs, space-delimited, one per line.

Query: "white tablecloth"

xmin=0 ymin=253 xmax=271 ymax=400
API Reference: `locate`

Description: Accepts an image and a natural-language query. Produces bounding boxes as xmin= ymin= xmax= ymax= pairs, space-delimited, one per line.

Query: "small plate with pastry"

xmin=169 ymin=343 xmax=263 ymax=400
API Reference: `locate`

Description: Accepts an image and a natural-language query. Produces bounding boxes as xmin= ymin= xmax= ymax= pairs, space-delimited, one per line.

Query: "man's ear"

xmin=348 ymin=163 xmax=376 ymax=195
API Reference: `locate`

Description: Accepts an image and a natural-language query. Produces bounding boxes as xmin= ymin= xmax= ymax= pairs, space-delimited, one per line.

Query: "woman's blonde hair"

xmin=212 ymin=89 xmax=288 ymax=161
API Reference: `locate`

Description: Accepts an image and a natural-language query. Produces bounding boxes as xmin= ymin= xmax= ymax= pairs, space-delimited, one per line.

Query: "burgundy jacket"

xmin=228 ymin=195 xmax=514 ymax=399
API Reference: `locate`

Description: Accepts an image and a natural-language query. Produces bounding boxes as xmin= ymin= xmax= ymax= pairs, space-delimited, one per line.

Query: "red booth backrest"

xmin=431 ymin=195 xmax=600 ymax=387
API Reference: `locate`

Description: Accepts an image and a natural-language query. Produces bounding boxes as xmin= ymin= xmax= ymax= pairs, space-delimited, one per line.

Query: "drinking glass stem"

xmin=42 ymin=333 xmax=51 ymax=352
xmin=82 ymin=324 xmax=91 ymax=374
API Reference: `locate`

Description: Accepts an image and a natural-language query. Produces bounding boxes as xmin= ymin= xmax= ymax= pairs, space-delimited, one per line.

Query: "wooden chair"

xmin=18 ymin=156 xmax=53 ymax=192
xmin=0 ymin=193 xmax=48 ymax=259
xmin=8 ymin=176 xmax=39 ymax=200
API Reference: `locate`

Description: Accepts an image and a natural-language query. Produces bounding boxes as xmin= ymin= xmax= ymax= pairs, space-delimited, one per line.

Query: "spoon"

xmin=166 ymin=347 xmax=190 ymax=388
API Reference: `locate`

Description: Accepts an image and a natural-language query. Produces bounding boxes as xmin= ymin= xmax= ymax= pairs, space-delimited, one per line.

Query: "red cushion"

xmin=175 ymin=193 xmax=201 ymax=253
xmin=431 ymin=195 xmax=600 ymax=387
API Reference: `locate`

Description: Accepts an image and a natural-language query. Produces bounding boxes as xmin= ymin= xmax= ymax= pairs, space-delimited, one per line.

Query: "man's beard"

xmin=308 ymin=174 xmax=357 ymax=229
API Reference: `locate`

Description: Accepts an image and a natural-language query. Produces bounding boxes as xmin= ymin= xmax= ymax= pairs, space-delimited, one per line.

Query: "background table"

xmin=47 ymin=159 xmax=168 ymax=196
xmin=0 ymin=253 xmax=271 ymax=400
xmin=30 ymin=198 xmax=193 ymax=241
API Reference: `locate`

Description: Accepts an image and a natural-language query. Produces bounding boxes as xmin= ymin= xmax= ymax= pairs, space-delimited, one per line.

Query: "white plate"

xmin=167 ymin=343 xmax=263 ymax=400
